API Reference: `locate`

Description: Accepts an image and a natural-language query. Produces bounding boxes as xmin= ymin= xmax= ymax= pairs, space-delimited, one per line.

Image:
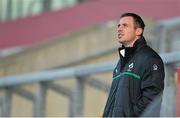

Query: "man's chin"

xmin=117 ymin=39 xmax=123 ymax=43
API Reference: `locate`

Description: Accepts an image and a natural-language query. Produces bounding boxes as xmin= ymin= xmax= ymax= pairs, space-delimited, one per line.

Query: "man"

xmin=103 ymin=13 xmax=165 ymax=117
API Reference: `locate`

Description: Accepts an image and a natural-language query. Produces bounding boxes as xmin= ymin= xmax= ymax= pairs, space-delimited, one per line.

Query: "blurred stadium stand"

xmin=0 ymin=0 xmax=180 ymax=117
xmin=0 ymin=0 xmax=180 ymax=50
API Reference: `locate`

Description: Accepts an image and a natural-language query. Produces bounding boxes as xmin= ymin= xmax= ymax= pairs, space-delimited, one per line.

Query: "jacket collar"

xmin=118 ymin=36 xmax=147 ymax=58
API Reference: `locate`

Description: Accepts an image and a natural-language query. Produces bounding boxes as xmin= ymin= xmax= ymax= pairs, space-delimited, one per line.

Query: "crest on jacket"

xmin=127 ymin=63 xmax=134 ymax=71
xmin=153 ymin=64 xmax=158 ymax=70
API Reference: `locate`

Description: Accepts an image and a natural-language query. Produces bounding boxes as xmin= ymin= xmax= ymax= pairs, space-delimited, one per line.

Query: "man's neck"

xmin=123 ymin=36 xmax=140 ymax=47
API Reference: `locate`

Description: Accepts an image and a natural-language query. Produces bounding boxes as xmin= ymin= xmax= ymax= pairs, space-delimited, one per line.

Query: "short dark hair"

xmin=120 ymin=12 xmax=145 ymax=31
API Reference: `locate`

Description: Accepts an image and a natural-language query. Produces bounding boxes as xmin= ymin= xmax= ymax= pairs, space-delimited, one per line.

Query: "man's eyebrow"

xmin=122 ymin=23 xmax=128 ymax=25
xmin=118 ymin=23 xmax=128 ymax=27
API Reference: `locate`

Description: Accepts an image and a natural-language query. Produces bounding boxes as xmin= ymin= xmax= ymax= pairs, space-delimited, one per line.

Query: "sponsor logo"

xmin=115 ymin=69 xmax=118 ymax=73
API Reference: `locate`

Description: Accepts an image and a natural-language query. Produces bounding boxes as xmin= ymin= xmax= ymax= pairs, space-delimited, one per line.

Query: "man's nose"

xmin=118 ymin=26 xmax=122 ymax=32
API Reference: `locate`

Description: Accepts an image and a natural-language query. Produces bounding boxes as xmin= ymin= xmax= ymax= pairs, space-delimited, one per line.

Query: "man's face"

xmin=117 ymin=16 xmax=139 ymax=47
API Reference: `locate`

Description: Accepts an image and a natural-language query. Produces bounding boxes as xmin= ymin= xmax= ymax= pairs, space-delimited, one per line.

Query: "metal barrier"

xmin=0 ymin=51 xmax=180 ymax=116
xmin=157 ymin=17 xmax=180 ymax=53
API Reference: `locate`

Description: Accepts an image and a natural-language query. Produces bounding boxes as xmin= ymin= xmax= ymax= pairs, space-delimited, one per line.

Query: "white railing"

xmin=0 ymin=51 xmax=180 ymax=117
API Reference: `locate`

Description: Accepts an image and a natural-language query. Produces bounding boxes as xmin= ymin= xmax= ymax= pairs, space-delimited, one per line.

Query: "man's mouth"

xmin=118 ymin=33 xmax=123 ymax=38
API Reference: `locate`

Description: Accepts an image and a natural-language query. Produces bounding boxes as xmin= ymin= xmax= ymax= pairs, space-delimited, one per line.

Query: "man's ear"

xmin=136 ymin=28 xmax=143 ymax=36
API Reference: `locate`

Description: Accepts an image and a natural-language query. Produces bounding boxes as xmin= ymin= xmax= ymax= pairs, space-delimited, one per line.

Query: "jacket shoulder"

xmin=138 ymin=46 xmax=164 ymax=72
xmin=139 ymin=46 xmax=163 ymax=63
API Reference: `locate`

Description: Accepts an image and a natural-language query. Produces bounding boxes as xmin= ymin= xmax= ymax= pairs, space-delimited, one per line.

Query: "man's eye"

xmin=123 ymin=24 xmax=127 ymax=27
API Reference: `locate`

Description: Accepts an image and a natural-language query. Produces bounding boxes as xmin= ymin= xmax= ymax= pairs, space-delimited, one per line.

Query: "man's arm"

xmin=133 ymin=58 xmax=165 ymax=116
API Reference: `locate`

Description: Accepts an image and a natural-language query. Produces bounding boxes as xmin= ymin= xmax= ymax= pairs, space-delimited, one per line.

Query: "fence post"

xmin=69 ymin=76 xmax=85 ymax=117
xmin=176 ymin=67 xmax=180 ymax=116
xmin=33 ymin=82 xmax=47 ymax=117
xmin=161 ymin=65 xmax=176 ymax=116
xmin=1 ymin=87 xmax=12 ymax=117
xmin=158 ymin=27 xmax=167 ymax=53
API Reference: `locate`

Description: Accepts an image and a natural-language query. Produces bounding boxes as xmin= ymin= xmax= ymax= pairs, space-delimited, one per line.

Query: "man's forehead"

xmin=119 ymin=16 xmax=134 ymax=23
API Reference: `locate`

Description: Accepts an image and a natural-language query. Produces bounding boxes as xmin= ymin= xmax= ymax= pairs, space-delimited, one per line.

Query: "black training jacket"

xmin=103 ymin=37 xmax=165 ymax=117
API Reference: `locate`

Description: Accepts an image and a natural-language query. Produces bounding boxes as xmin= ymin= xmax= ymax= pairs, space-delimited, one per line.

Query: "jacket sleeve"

xmin=133 ymin=58 xmax=165 ymax=116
